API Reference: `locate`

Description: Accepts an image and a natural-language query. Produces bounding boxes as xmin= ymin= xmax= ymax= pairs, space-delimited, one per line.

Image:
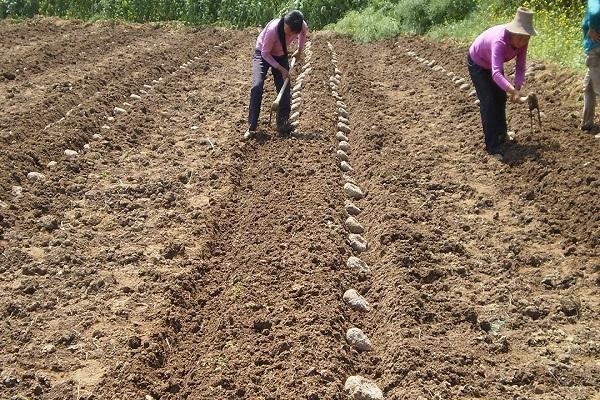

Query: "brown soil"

xmin=0 ymin=18 xmax=598 ymax=400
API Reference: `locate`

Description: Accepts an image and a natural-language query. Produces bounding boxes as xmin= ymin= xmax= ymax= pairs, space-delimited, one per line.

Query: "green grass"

xmin=326 ymin=6 xmax=399 ymax=42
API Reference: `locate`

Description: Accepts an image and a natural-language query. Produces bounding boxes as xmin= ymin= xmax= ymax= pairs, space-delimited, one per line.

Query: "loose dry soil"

xmin=0 ymin=17 xmax=598 ymax=400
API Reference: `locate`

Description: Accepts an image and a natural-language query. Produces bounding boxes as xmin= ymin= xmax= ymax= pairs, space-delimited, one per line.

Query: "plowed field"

xmin=1 ymin=18 xmax=598 ymax=400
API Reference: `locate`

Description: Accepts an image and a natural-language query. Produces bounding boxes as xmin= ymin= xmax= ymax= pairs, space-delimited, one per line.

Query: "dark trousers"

xmin=248 ymin=49 xmax=290 ymax=130
xmin=467 ymin=54 xmax=507 ymax=154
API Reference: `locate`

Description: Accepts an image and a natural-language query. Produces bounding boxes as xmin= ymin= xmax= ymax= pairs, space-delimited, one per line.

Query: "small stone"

xmin=42 ymin=343 xmax=56 ymax=353
xmin=329 ymin=77 xmax=340 ymax=86
xmin=346 ymin=328 xmax=373 ymax=351
xmin=344 ymin=182 xmax=364 ymax=199
xmin=339 ymin=116 xmax=350 ymax=125
xmin=340 ymin=161 xmax=353 ymax=172
xmin=345 ymin=200 xmax=361 ymax=215
xmin=143 ymin=84 xmax=153 ymax=89
xmin=64 ymin=149 xmax=78 ymax=157
xmin=523 ymin=305 xmax=544 ymax=320
xmin=344 ymin=376 xmax=384 ymax=400
xmin=460 ymin=83 xmax=470 ymax=91
xmin=339 ymin=141 xmax=351 ymax=153
xmin=346 ymin=216 xmax=364 ymax=233
xmin=475 ymin=99 xmax=480 ymax=105
xmin=245 ymin=301 xmax=261 ymax=311
xmin=130 ymin=94 xmax=142 ymax=100
xmin=92 ymin=134 xmax=104 ymax=140
xmin=339 ymin=108 xmax=349 ymax=118
xmin=122 ymin=102 xmax=132 ymax=107
xmin=292 ymin=83 xmax=302 ymax=92
xmin=335 ymin=68 xmax=342 ymax=75
xmin=27 ymin=172 xmax=45 ymax=182
xmin=336 ymin=132 xmax=348 ymax=142
xmin=343 ymin=289 xmax=371 ymax=312
xmin=455 ymin=78 xmax=465 ymax=85
xmin=12 ymin=186 xmax=23 ymax=197
xmin=469 ymin=89 xmax=477 ymax=97
xmin=83 ymin=144 xmax=90 ymax=150
xmin=541 ymin=277 xmax=555 ymax=288
xmin=47 ymin=161 xmax=57 ymax=167
xmin=292 ymin=91 xmax=301 ymax=100
xmin=338 ymin=122 xmax=350 ymax=134
xmin=337 ymin=150 xmax=349 ymax=161
xmin=113 ymin=107 xmax=127 ymax=115
xmin=291 ymin=102 xmax=300 ymax=112
xmin=349 ymin=234 xmax=368 ymax=253
xmin=347 ymin=256 xmax=370 ymax=273
xmin=336 ymin=100 xmax=347 ymax=108
xmin=560 ymin=298 xmax=579 ymax=317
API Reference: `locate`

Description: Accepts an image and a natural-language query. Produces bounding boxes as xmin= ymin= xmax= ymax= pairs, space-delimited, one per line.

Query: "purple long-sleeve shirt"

xmin=256 ymin=18 xmax=308 ymax=71
xmin=469 ymin=25 xmax=528 ymax=92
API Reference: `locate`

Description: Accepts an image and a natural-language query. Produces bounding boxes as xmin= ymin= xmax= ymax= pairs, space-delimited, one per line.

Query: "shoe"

xmin=243 ymin=129 xmax=255 ymax=140
xmin=581 ymin=123 xmax=600 ymax=134
xmin=277 ymin=122 xmax=293 ymax=136
xmin=501 ymin=131 xmax=516 ymax=142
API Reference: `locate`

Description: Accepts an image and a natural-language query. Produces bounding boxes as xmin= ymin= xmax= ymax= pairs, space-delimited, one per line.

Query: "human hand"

xmin=511 ymin=88 xmax=521 ymax=103
xmin=507 ymin=86 xmax=520 ymax=103
xmin=590 ymin=26 xmax=600 ymax=42
xmin=279 ymin=66 xmax=290 ymax=81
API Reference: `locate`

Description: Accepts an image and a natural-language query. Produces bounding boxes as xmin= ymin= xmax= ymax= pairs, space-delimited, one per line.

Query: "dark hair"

xmin=284 ymin=10 xmax=304 ymax=33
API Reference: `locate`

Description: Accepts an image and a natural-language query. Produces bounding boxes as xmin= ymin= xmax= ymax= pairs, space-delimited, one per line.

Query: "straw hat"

xmin=506 ymin=7 xmax=537 ymax=36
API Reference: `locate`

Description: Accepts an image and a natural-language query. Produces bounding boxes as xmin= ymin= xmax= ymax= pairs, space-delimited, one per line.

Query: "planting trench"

xmin=0 ymin=20 xmax=598 ymax=400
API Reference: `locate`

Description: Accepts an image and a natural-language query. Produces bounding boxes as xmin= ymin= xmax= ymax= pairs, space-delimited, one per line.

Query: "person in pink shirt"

xmin=468 ymin=7 xmax=537 ymax=161
xmin=244 ymin=10 xmax=308 ymax=140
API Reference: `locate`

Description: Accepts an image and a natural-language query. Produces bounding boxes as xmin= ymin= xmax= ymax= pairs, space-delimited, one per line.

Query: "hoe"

xmin=519 ymin=93 xmax=542 ymax=133
xmin=269 ymin=56 xmax=297 ymax=125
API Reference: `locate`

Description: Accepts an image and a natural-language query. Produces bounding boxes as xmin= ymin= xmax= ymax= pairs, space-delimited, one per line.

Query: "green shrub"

xmin=328 ymin=5 xmax=399 ymax=41
xmin=1 ymin=0 xmax=40 ymax=18
xmin=428 ymin=0 xmax=477 ymax=25
xmin=391 ymin=0 xmax=431 ymax=34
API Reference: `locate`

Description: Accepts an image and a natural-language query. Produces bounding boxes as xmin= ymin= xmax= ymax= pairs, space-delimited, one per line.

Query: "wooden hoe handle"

xmin=271 ymin=56 xmax=297 ymax=112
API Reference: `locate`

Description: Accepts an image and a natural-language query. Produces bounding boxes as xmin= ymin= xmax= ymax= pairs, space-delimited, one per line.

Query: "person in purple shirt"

xmin=244 ymin=10 xmax=308 ymax=140
xmin=467 ymin=7 xmax=537 ymax=160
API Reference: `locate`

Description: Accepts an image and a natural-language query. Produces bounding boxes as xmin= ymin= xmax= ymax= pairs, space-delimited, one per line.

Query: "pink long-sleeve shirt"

xmin=469 ymin=25 xmax=528 ymax=92
xmin=255 ymin=18 xmax=308 ymax=70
